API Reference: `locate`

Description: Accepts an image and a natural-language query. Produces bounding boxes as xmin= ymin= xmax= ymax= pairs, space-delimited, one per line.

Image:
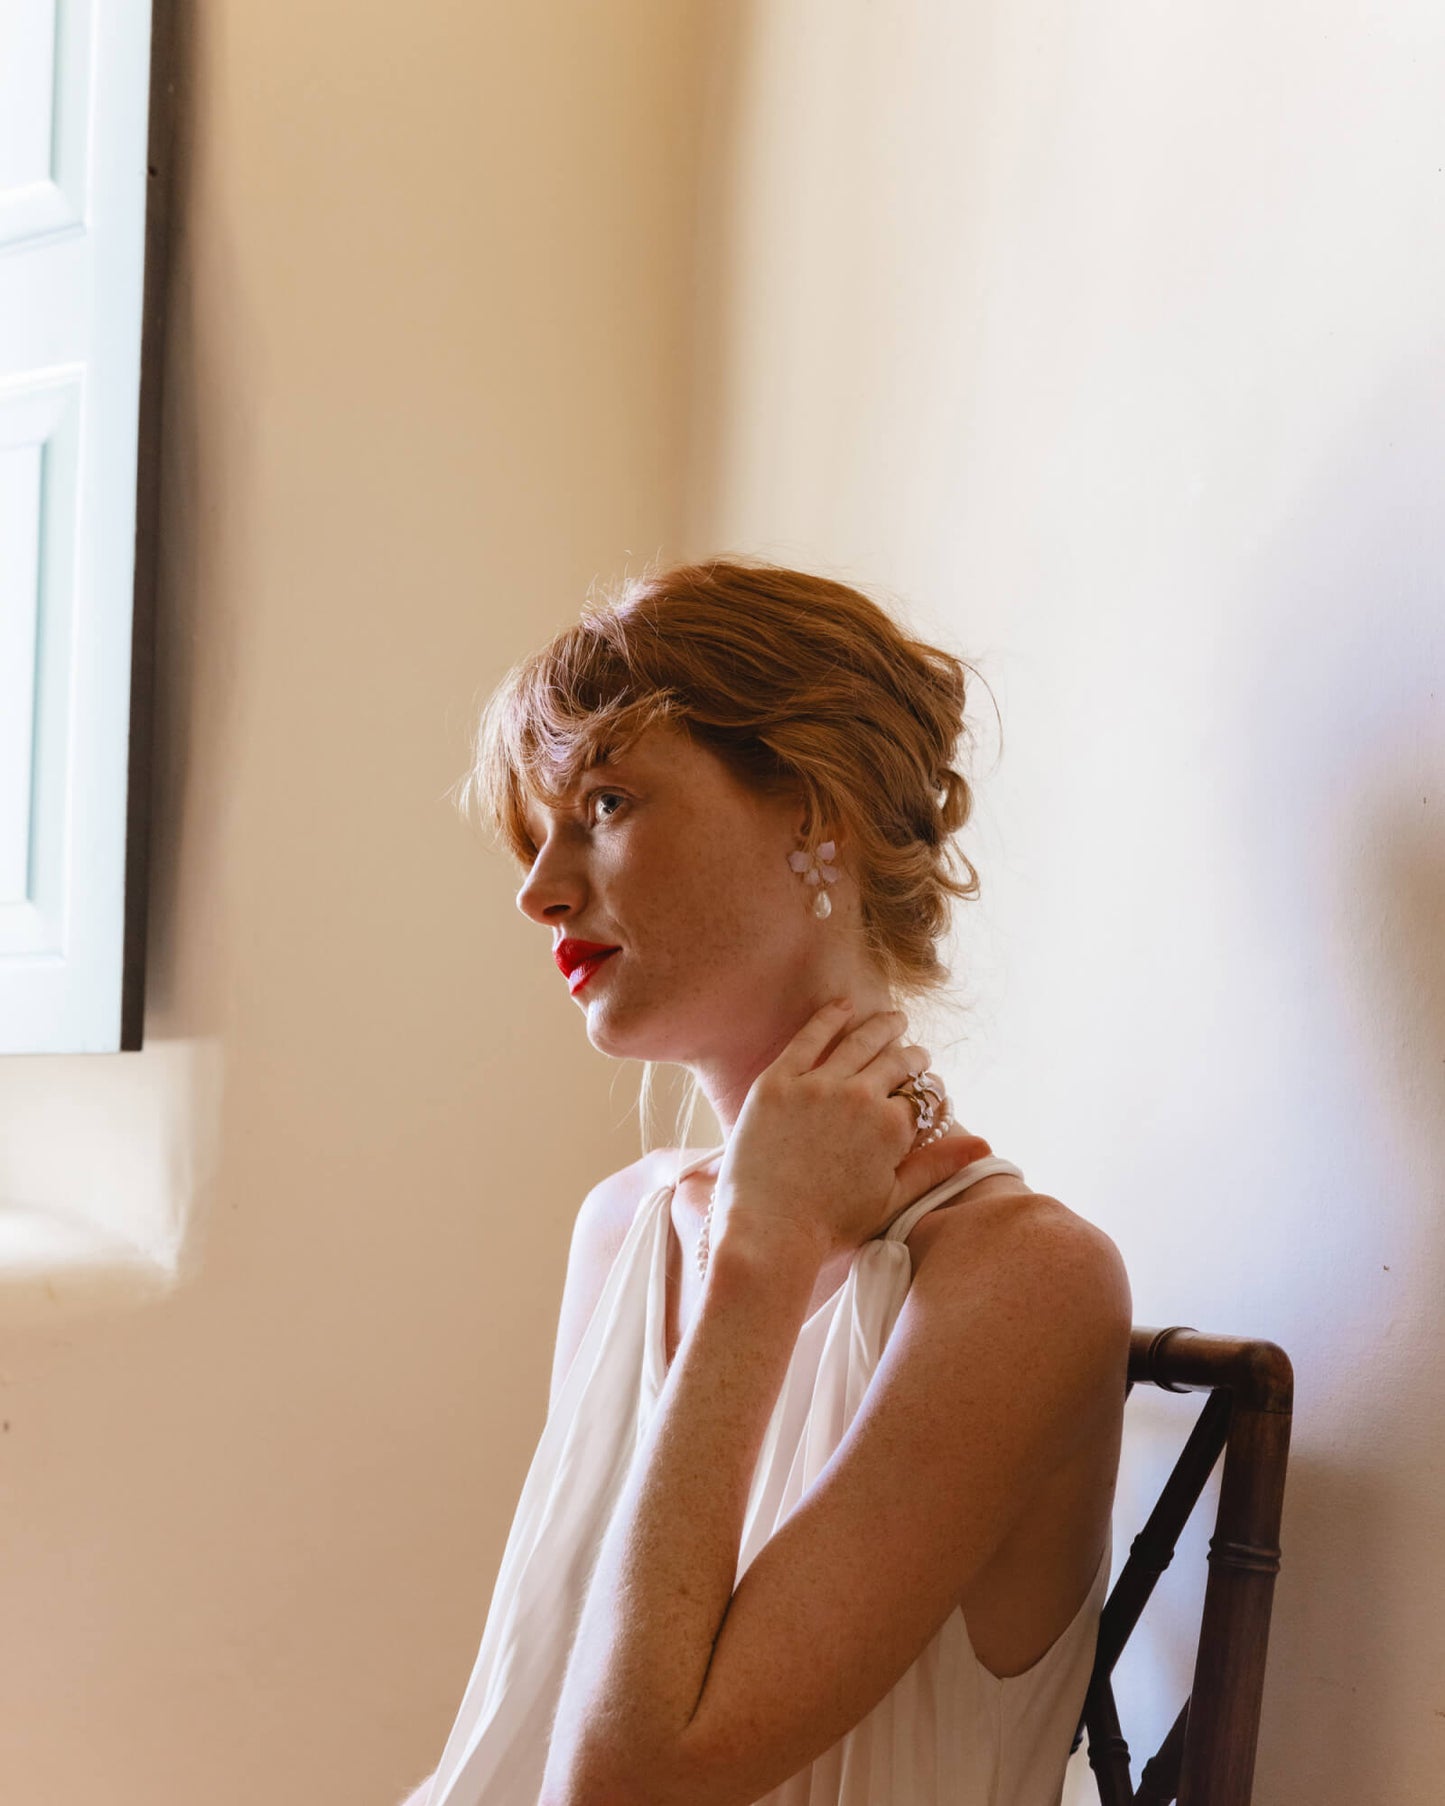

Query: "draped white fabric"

xmin=426 ymin=1150 xmax=1107 ymax=1806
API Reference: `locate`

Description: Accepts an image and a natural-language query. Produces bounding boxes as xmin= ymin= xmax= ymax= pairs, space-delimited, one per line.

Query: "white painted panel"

xmin=0 ymin=0 xmax=90 ymax=250
xmin=0 ymin=1 xmax=57 ymax=184
xmin=0 ymin=0 xmax=151 ymax=1052
xmin=0 ymin=371 xmax=80 ymax=947
xmin=0 ymin=442 xmax=41 ymax=901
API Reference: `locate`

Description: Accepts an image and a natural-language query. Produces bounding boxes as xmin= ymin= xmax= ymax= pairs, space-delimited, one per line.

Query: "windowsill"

xmin=0 ymin=1204 xmax=176 ymax=1314
xmin=0 ymin=1036 xmax=220 ymax=1319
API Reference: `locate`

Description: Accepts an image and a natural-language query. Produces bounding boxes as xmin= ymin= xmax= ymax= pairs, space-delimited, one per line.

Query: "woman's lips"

xmin=567 ymin=949 xmax=619 ymax=995
xmin=555 ymin=937 xmax=618 ymax=977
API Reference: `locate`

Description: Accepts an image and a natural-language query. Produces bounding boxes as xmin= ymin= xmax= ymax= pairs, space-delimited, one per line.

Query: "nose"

xmin=514 ymin=838 xmax=586 ymax=927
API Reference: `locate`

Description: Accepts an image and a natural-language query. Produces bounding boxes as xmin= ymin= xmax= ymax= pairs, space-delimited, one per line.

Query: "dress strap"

xmin=882 ymin=1156 xmax=1026 ymax=1243
xmin=662 ymin=1146 xmax=1025 ymax=1242
xmin=665 ymin=1144 xmax=725 ymax=1192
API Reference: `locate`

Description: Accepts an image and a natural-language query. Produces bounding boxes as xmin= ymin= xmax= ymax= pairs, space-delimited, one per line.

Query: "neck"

xmin=685 ymin=980 xmax=905 ymax=1143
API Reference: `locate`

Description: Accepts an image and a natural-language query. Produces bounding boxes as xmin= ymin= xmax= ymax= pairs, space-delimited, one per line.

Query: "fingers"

xmin=868 ymin=1038 xmax=933 ymax=1147
xmin=858 ymin=1037 xmax=930 ymax=1091
xmin=779 ymin=997 xmax=858 ymax=1074
xmin=814 ymin=1006 xmax=918 ymax=1078
xmin=784 ymin=1001 xmax=929 ymax=1089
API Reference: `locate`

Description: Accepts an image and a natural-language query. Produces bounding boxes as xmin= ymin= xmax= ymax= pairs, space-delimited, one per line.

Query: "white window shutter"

xmin=0 ymin=0 xmax=161 ymax=1053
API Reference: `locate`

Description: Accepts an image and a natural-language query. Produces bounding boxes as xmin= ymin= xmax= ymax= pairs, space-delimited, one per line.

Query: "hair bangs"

xmin=458 ymin=620 xmax=683 ymax=864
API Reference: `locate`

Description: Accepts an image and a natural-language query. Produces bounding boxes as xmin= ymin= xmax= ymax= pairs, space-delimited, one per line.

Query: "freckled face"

xmin=515 ymin=723 xmax=819 ymax=1063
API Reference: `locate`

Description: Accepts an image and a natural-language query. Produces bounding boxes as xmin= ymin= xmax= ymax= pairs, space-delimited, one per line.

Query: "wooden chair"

xmin=1074 ymin=1325 xmax=1294 ymax=1806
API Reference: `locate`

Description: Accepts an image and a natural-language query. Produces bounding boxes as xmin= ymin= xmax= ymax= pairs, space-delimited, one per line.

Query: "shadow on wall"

xmin=1069 ymin=354 xmax=1445 ymax=1805
xmin=146 ymin=0 xmax=255 ymax=1050
xmin=1226 ymin=354 xmax=1445 ymax=1801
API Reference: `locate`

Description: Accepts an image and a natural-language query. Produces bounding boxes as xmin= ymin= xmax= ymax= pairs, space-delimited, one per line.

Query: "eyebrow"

xmin=561 ymin=751 xmax=635 ymax=789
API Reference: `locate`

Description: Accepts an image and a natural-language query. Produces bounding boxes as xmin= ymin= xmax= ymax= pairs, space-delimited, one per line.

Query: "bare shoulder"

xmin=894 ymin=1175 xmax=1131 ymax=1670
xmin=909 ymin=1157 xmax=1132 ymax=1341
xmin=546 ymin=1148 xmax=673 ymax=1412
xmin=569 ymin=1142 xmax=710 ymax=1267
xmin=898 ymin=1167 xmax=1132 ymax=1547
xmin=576 ymin=1146 xmax=669 ymax=1255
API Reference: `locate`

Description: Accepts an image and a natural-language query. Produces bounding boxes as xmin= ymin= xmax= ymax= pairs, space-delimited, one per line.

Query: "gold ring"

xmin=888 ymin=1070 xmax=944 ymax=1135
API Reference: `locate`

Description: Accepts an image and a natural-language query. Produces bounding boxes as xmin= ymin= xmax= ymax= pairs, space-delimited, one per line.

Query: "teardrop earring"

xmin=787 ymin=839 xmax=841 ymax=918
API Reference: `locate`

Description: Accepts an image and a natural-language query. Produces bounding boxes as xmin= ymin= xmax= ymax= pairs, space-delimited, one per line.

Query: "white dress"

xmin=426 ymin=1141 xmax=1109 ymax=1806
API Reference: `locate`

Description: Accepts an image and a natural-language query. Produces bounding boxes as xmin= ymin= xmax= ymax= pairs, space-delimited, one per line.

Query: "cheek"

xmin=690 ymin=840 xmax=792 ymax=941
xmin=625 ymin=834 xmax=756 ymax=935
xmin=613 ymin=800 xmax=791 ymax=946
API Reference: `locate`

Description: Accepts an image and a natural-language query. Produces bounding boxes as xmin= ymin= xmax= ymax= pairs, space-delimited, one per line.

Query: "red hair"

xmin=457 ymin=555 xmax=992 ymax=1004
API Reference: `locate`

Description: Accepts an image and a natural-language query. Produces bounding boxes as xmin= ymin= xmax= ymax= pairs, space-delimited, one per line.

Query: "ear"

xmin=795 ymin=814 xmax=841 ymax=853
xmin=783 ymin=780 xmax=836 ymax=851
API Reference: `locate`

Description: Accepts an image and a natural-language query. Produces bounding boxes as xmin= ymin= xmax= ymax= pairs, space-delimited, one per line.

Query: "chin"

xmin=582 ymin=1012 xmax=627 ymax=1058
xmin=580 ymin=993 xmax=694 ymax=1067
xmin=579 ymin=996 xmax=646 ymax=1060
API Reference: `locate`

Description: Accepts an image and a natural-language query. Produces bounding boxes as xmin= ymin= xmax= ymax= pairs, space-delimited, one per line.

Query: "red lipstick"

xmin=555 ymin=938 xmax=620 ymax=995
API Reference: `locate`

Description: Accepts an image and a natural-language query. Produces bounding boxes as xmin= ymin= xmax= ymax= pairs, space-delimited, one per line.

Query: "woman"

xmin=410 ymin=558 xmax=1130 ymax=1806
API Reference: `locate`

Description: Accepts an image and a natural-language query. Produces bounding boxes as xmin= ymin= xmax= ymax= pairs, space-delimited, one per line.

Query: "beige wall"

xmin=5 ymin=2 xmax=1443 ymax=1803
xmin=0 ymin=4 xmax=714 ymax=1802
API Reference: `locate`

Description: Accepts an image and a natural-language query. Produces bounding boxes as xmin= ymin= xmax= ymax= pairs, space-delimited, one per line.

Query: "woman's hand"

xmin=711 ymin=999 xmax=976 ymax=1266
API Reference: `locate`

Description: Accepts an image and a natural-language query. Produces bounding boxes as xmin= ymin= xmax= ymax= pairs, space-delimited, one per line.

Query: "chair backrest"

xmin=1075 ymin=1324 xmax=1294 ymax=1806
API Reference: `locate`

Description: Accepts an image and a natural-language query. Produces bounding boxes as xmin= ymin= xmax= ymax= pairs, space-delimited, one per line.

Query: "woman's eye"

xmin=589 ymin=791 xmax=625 ymax=822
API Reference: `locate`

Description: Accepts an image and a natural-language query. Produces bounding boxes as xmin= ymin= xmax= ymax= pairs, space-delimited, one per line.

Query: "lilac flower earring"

xmin=788 ymin=839 xmax=841 ymax=918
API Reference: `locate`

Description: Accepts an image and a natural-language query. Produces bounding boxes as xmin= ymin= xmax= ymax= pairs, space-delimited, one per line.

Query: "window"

xmin=0 ymin=0 xmax=170 ymax=1054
